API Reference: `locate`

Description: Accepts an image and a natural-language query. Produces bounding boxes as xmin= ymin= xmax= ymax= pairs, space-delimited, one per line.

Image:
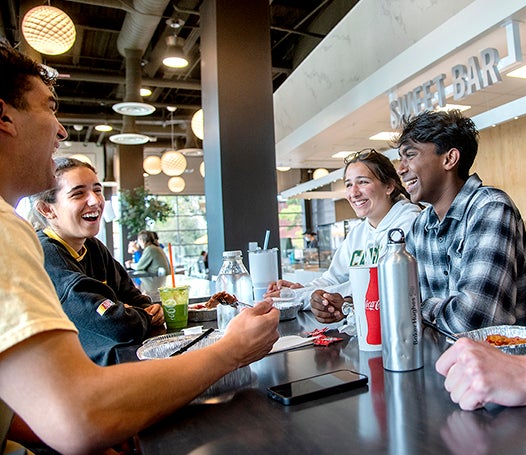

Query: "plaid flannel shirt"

xmin=406 ymin=174 xmax=526 ymax=333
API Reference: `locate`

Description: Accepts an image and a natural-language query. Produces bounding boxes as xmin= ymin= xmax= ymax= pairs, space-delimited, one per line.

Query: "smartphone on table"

xmin=267 ymin=369 xmax=368 ymax=406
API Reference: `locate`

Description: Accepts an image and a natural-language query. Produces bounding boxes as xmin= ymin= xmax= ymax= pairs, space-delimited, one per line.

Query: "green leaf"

xmin=118 ymin=186 xmax=174 ymax=235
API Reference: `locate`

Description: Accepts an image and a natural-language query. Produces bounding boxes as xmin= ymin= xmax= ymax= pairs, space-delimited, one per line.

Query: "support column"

xmin=201 ymin=0 xmax=280 ymax=276
xmin=116 ymin=48 xmax=145 ymax=258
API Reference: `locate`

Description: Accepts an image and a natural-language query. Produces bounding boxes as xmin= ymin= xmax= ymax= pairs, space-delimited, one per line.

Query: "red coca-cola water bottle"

xmin=365 ymin=267 xmax=382 ymax=344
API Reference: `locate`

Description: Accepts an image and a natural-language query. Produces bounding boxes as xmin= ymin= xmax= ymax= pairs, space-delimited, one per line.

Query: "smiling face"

xmin=397 ymin=140 xmax=447 ymax=205
xmin=344 ymin=162 xmax=394 ymax=228
xmin=41 ymin=166 xmax=105 ymax=251
xmin=1 ymin=76 xmax=68 ymax=204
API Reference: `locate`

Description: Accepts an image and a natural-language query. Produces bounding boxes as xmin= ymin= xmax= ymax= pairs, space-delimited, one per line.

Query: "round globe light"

xmin=191 ymin=109 xmax=204 ymax=140
xmin=143 ymin=156 xmax=162 ymax=175
xmin=168 ymin=176 xmax=186 ymax=193
xmin=313 ymin=168 xmax=329 ymax=179
xmin=22 ymin=6 xmax=76 ymax=55
xmin=161 ymin=150 xmax=187 ymax=176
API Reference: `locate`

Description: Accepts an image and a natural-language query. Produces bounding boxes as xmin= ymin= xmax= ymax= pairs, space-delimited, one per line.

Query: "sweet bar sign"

xmin=389 ymin=48 xmax=502 ymax=129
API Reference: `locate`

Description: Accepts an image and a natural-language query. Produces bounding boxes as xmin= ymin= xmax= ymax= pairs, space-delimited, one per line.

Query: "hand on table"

xmin=222 ymin=300 xmax=279 ymax=368
xmin=435 ymin=337 xmax=526 ymax=410
xmin=144 ymin=303 xmax=165 ymax=326
xmin=310 ymin=290 xmax=345 ymax=323
xmin=264 ymin=279 xmax=303 ymax=298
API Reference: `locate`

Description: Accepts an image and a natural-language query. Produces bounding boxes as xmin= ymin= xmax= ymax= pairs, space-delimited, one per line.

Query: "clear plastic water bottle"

xmin=215 ymin=250 xmax=254 ymax=305
xmin=378 ymin=228 xmax=423 ymax=371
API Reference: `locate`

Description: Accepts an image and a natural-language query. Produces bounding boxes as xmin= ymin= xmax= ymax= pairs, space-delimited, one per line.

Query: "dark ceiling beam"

xmin=57 ymin=70 xmax=201 ymax=90
xmin=57 ymin=96 xmax=201 ymax=111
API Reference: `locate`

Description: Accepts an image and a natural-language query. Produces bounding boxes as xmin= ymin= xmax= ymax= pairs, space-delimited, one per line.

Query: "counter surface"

xmin=136 ymin=312 xmax=526 ymax=455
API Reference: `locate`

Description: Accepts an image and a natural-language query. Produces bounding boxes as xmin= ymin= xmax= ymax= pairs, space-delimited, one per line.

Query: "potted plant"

xmin=119 ymin=186 xmax=174 ymax=235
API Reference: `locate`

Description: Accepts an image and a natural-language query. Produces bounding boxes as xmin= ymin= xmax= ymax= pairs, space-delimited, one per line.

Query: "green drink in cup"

xmin=159 ymin=286 xmax=190 ymax=330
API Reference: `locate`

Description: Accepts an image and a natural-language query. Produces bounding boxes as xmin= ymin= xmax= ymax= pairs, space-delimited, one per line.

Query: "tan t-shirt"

xmin=0 ymin=197 xmax=77 ymax=354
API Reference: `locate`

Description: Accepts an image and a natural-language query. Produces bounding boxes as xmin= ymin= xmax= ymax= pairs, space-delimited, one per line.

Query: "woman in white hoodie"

xmin=266 ymin=148 xmax=421 ymax=321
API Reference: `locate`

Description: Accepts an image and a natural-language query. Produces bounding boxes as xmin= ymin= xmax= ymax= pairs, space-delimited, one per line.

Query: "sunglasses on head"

xmin=343 ymin=148 xmax=380 ymax=165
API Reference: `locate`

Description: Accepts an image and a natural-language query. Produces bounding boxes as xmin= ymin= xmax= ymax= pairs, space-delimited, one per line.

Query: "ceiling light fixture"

xmin=161 ymin=107 xmax=187 ymax=176
xmin=312 ymin=168 xmax=329 ymax=179
xmin=435 ymin=104 xmax=471 ymax=112
xmin=161 ymin=151 xmax=187 ymax=176
xmin=112 ymin=102 xmax=155 ymax=116
xmin=143 ymin=156 xmax=162 ymax=175
xmin=199 ymin=161 xmax=205 ymax=178
xmin=168 ymin=176 xmax=186 ymax=193
xmin=163 ymin=35 xmax=189 ymax=68
xmin=276 ymin=166 xmax=291 ymax=172
xmin=22 ymin=5 xmax=76 ymax=55
xmin=506 ymin=64 xmax=526 ymax=79
xmin=109 ymin=133 xmax=150 ymax=145
xmin=140 ymin=88 xmax=152 ymax=97
xmin=191 ymin=108 xmax=204 ymax=140
xmin=369 ymin=131 xmax=398 ymax=141
xmin=95 ymin=123 xmax=113 ymax=132
xmin=331 ymin=151 xmax=354 ymax=159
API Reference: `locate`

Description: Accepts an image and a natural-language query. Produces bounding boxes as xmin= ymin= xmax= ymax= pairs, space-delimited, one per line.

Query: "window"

xmin=278 ymin=198 xmax=304 ymax=252
xmin=149 ymin=195 xmax=207 ymax=273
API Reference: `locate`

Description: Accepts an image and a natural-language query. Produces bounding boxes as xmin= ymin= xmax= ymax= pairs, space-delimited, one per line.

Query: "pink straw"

xmin=168 ymin=243 xmax=176 ymax=287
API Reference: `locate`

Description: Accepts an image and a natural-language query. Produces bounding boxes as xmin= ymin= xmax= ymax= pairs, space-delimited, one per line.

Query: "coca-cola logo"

xmin=365 ymin=299 xmax=380 ymax=311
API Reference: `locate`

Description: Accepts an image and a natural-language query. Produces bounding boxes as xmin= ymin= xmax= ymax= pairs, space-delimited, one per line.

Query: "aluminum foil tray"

xmin=138 ymin=331 xmax=223 ymax=358
xmin=188 ymin=304 xmax=217 ymax=322
xmin=455 ymin=325 xmax=526 ymax=355
xmin=272 ymin=298 xmax=302 ymax=321
xmin=137 ymin=331 xmax=252 ymax=402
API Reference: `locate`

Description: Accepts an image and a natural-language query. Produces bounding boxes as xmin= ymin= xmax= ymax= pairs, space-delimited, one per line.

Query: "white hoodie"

xmin=296 ymin=198 xmax=421 ymax=309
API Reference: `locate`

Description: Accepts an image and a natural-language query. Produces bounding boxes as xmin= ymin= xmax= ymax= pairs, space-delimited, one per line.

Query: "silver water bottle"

xmin=378 ymin=228 xmax=423 ymax=371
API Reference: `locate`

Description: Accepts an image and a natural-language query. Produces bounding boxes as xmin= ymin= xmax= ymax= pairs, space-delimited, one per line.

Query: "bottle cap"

xmin=222 ymin=250 xmax=242 ymax=258
xmin=387 ymin=228 xmax=405 ymax=244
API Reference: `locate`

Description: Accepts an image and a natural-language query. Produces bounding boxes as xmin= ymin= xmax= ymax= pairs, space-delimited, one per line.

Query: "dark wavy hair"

xmin=344 ymin=149 xmax=410 ymax=201
xmin=0 ymin=40 xmax=57 ymax=110
xmin=393 ymin=110 xmax=479 ymax=181
xmin=29 ymin=157 xmax=97 ymax=230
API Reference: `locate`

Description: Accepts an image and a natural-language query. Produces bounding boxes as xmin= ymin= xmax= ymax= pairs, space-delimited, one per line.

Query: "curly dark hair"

xmin=393 ymin=110 xmax=479 ymax=181
xmin=0 ymin=40 xmax=57 ymax=110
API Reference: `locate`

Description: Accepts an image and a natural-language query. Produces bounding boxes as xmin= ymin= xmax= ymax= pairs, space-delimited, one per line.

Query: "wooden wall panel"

xmin=474 ymin=116 xmax=526 ymax=217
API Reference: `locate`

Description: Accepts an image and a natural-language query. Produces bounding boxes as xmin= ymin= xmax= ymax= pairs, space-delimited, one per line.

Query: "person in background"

xmin=198 ymin=250 xmax=209 ymax=274
xmin=395 ymin=110 xmax=526 ymax=333
xmin=126 ymin=240 xmax=142 ymax=268
xmin=132 ymin=230 xmax=170 ymax=277
xmin=266 ymin=149 xmax=421 ymax=321
xmin=303 ymin=230 xmax=318 ymax=248
xmin=0 ymin=43 xmax=279 ymax=454
xmin=29 ymin=157 xmax=165 ymax=366
xmin=126 ymin=239 xmax=143 ymax=286
xmin=130 ymin=230 xmax=172 ymax=300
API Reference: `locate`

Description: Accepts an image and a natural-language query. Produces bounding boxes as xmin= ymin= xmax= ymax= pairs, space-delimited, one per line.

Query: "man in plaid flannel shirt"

xmin=395 ymin=110 xmax=526 ymax=334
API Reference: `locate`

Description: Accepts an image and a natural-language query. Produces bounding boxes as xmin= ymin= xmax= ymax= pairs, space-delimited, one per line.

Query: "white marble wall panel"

xmin=273 ymin=0 xmax=474 ymax=143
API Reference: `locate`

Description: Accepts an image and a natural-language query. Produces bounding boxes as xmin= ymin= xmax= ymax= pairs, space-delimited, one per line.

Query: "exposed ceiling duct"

xmin=115 ymin=0 xmax=171 ymax=57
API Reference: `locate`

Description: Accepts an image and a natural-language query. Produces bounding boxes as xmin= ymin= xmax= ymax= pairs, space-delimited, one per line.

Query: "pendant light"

xmin=191 ymin=109 xmax=204 ymax=140
xmin=168 ymin=176 xmax=186 ymax=193
xmin=313 ymin=168 xmax=329 ymax=179
xmin=163 ymin=36 xmax=189 ymax=68
xmin=161 ymin=107 xmax=186 ymax=176
xmin=143 ymin=155 xmax=162 ymax=175
xmin=22 ymin=5 xmax=76 ymax=55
